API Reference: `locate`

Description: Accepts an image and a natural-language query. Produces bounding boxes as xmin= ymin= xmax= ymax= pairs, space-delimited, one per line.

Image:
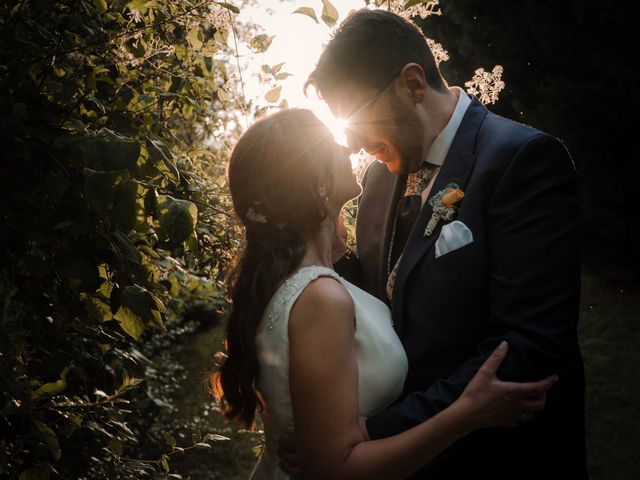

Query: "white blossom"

xmin=205 ymin=4 xmax=236 ymax=31
xmin=426 ymin=38 xmax=449 ymax=66
xmin=386 ymin=0 xmax=442 ymax=20
xmin=127 ymin=8 xmax=143 ymax=24
xmin=464 ymin=65 xmax=505 ymax=105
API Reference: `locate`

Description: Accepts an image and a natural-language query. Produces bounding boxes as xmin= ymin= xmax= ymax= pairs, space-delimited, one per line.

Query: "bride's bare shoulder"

xmin=288 ymin=275 xmax=355 ymax=333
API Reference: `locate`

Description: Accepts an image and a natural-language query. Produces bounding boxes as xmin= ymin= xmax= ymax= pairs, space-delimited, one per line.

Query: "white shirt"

xmin=421 ymin=87 xmax=471 ymax=206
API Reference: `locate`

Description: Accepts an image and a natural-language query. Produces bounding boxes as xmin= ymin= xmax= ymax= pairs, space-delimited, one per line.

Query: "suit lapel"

xmin=391 ymin=97 xmax=488 ymax=327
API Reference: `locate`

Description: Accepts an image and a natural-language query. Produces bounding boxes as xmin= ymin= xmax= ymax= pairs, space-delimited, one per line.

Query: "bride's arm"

xmin=288 ymin=277 xmax=555 ymax=480
xmin=288 ymin=277 xmax=466 ymax=479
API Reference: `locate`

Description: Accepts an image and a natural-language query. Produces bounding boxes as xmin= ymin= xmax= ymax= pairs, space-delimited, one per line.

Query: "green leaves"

xmin=161 ymin=454 xmax=170 ymax=473
xmin=294 ymin=1 xmax=338 ymax=27
xmin=31 ymin=367 xmax=70 ymax=400
xmin=147 ymin=138 xmax=179 ymax=180
xmin=93 ymin=0 xmax=108 ymax=13
xmin=94 ymin=129 xmax=141 ymax=171
xmin=72 ymin=130 xmax=140 ymax=190
xmin=114 ymin=285 xmax=166 ymax=340
xmin=109 ymin=438 xmax=124 ymax=456
xmin=264 ymin=86 xmax=282 ymax=103
xmin=114 ymin=305 xmax=146 ymax=340
xmin=157 ymin=195 xmax=198 ymax=244
xmin=321 ymin=0 xmax=339 ymax=27
xmin=33 ymin=420 xmax=61 ymax=462
xmin=82 ymin=169 xmax=139 ymax=231
xmin=82 ymin=167 xmax=130 ymax=212
xmin=31 ymin=380 xmax=67 ymax=400
xmin=260 ymin=62 xmax=290 ymax=105
xmin=215 ymin=2 xmax=240 ymax=14
xmin=249 ymin=34 xmax=274 ymax=53
xmin=19 ymin=467 xmax=50 ymax=480
xmin=292 ymin=7 xmax=318 ymax=23
xmin=203 ymin=433 xmax=230 ymax=442
xmin=188 ymin=28 xmax=204 ymax=51
xmin=1 ymin=0 xmax=249 ymax=476
xmin=113 ymin=180 xmax=139 ymax=231
xmin=81 ymin=293 xmax=113 ymax=323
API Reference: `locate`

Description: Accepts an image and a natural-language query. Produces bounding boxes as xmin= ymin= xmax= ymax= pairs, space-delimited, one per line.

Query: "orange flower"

xmin=441 ymin=188 xmax=465 ymax=208
xmin=425 ymin=182 xmax=465 ymax=237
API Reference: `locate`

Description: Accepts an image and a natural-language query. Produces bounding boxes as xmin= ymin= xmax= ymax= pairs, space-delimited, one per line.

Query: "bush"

xmin=0 ymin=1 xmax=243 ymax=477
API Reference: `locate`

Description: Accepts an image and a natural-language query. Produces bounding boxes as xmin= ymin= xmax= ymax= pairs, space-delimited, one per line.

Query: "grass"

xmin=579 ymin=268 xmax=640 ymax=479
xmin=145 ymin=325 xmax=259 ymax=479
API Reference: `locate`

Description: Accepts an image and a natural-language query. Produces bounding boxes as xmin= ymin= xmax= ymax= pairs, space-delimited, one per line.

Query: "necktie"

xmin=386 ymin=162 xmax=437 ymax=301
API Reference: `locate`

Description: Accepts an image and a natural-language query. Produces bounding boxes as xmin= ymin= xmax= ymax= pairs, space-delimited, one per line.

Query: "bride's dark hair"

xmin=212 ymin=109 xmax=336 ymax=428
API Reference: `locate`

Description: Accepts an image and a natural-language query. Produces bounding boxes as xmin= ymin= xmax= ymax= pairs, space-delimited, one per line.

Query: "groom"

xmin=308 ymin=8 xmax=587 ymax=479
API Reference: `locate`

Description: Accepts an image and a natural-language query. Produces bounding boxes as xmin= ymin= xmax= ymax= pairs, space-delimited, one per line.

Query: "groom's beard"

xmin=388 ymin=98 xmax=425 ymax=175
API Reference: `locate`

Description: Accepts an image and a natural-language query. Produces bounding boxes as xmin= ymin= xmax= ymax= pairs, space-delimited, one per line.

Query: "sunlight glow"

xmin=237 ymin=1 xmax=362 ymax=131
xmin=233 ymin=0 xmax=373 ymax=169
xmin=321 ymin=114 xmax=349 ymax=147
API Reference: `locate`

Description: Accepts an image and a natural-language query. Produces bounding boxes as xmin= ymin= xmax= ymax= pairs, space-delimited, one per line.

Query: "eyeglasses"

xmin=344 ymin=71 xmax=402 ymax=123
xmin=341 ymin=72 xmax=401 ymax=152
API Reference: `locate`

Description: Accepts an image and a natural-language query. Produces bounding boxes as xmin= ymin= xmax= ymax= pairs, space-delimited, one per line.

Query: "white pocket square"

xmin=435 ymin=220 xmax=474 ymax=258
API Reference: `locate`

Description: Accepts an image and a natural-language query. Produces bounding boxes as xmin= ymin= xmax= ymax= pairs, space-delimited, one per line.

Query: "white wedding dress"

xmin=250 ymin=265 xmax=408 ymax=480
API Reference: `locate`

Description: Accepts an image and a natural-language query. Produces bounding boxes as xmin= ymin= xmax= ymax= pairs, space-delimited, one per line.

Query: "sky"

xmin=236 ymin=0 xmax=367 ymax=143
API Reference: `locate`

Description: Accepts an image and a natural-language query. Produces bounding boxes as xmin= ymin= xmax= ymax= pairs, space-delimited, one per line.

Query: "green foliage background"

xmin=0 ymin=0 xmax=244 ymax=477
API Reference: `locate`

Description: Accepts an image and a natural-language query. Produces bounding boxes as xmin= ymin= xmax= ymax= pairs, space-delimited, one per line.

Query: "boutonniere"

xmin=424 ymin=182 xmax=465 ymax=237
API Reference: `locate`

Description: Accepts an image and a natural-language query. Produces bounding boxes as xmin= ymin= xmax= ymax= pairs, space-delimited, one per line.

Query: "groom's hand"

xmin=460 ymin=341 xmax=558 ymax=430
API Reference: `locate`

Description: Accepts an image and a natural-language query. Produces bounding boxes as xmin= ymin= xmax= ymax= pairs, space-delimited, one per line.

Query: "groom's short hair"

xmin=306 ymin=8 xmax=447 ymax=99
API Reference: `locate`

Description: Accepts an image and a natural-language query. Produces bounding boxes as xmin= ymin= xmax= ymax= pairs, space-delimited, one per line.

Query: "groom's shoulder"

xmin=480 ymin=110 xmax=548 ymax=146
xmin=476 ymin=110 xmax=567 ymax=159
xmin=472 ymin=111 xmax=574 ymax=182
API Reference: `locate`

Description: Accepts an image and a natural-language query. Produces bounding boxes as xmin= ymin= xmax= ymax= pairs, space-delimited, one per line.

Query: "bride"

xmin=213 ymin=108 xmax=556 ymax=480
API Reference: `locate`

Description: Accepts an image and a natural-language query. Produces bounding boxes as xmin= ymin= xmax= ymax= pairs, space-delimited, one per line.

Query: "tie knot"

xmin=404 ymin=163 xmax=436 ymax=197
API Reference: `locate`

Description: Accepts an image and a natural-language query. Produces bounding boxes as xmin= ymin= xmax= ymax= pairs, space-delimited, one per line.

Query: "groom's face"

xmin=326 ymin=81 xmax=425 ymax=175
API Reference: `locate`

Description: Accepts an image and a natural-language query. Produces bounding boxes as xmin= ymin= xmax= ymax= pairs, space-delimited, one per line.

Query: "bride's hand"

xmin=457 ymin=341 xmax=558 ymax=430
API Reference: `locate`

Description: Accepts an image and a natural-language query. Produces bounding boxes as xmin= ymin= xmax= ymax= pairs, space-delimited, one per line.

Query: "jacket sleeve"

xmin=366 ymin=133 xmax=582 ymax=438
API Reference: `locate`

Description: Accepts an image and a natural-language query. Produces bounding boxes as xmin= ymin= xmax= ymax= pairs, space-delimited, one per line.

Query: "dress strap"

xmin=264 ymin=266 xmax=341 ymax=332
xmin=288 ymin=265 xmax=340 ymax=288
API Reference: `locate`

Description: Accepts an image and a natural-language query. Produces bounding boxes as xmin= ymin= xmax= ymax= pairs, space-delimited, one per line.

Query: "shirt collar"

xmin=424 ymin=87 xmax=471 ymax=167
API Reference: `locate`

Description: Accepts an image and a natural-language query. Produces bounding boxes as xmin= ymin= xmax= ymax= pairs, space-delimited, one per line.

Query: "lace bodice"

xmin=251 ymin=266 xmax=408 ymax=480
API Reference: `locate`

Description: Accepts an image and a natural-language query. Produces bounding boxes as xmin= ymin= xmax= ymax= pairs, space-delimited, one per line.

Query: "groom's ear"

xmin=397 ymin=63 xmax=426 ymax=104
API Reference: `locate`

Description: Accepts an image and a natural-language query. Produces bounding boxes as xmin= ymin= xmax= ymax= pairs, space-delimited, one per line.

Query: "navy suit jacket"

xmin=337 ymin=96 xmax=587 ymax=479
